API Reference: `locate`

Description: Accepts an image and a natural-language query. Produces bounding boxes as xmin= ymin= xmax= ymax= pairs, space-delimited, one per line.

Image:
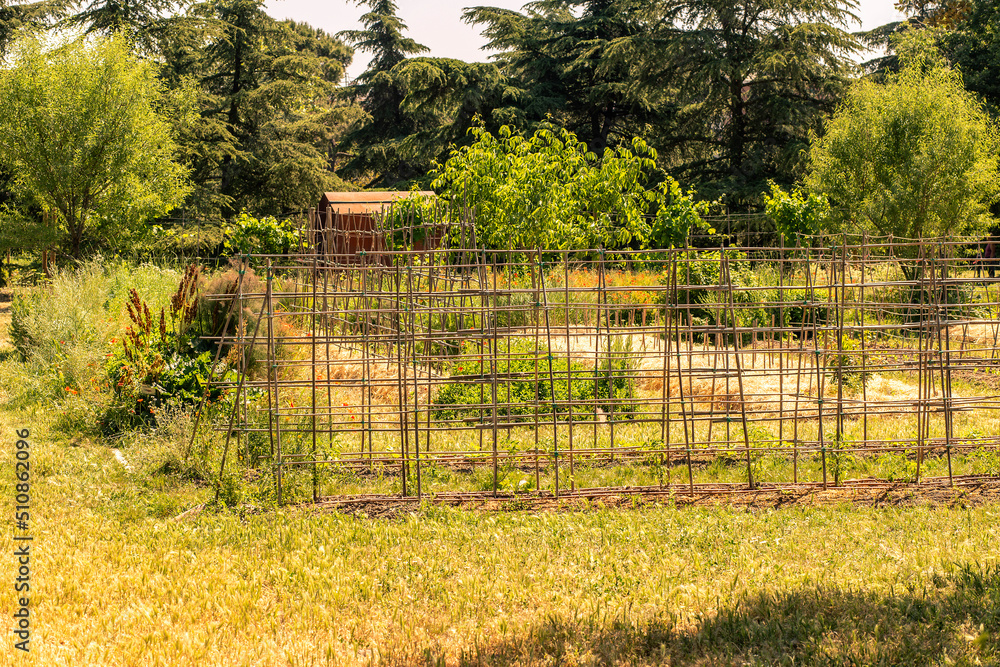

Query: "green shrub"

xmin=598 ymin=335 xmax=639 ymax=417
xmin=873 ymin=452 xmax=917 ymax=482
xmin=648 ymin=177 xmax=714 ymax=248
xmin=432 ymin=338 xmax=637 ymax=422
xmin=763 ymin=181 xmax=829 ymax=240
xmin=827 ymin=435 xmax=858 ymax=485
xmin=963 ymin=446 xmax=999 ymax=475
xmin=224 ymin=212 xmax=301 ymax=260
xmin=690 ymin=260 xmax=829 ymax=342
xmin=100 ymin=267 xmax=237 ymax=434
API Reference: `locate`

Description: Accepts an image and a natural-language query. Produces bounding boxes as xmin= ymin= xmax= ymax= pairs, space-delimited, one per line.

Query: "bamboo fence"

xmin=205 ymin=220 xmax=1000 ymax=503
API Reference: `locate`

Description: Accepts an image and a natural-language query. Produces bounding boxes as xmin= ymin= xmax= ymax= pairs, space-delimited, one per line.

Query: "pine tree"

xmin=0 ymin=0 xmax=68 ymax=57
xmin=858 ymin=0 xmax=970 ymax=75
xmin=337 ymin=0 xmax=428 ymax=185
xmin=942 ymin=1 xmax=1000 ymax=113
xmin=385 ymin=56 xmax=512 ymax=163
xmin=166 ymin=0 xmax=354 ymax=216
xmin=650 ymin=0 xmax=860 ymax=208
xmin=66 ymin=0 xmax=190 ymax=55
xmin=465 ymin=0 xmax=662 ymax=153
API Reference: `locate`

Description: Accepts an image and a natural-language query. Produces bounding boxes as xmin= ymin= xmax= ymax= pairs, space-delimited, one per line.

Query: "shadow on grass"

xmin=440 ymin=562 xmax=1000 ymax=666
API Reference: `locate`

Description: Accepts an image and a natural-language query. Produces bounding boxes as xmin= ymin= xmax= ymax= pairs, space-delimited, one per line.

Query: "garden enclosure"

xmin=204 ymin=224 xmax=1000 ymax=503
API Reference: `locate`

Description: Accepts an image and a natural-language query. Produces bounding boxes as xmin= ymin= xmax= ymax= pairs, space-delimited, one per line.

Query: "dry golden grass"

xmin=2 ymin=403 xmax=1000 ymax=666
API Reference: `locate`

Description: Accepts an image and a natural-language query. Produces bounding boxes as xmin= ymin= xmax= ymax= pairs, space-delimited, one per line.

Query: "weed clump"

xmin=101 ymin=267 xmax=240 ymax=434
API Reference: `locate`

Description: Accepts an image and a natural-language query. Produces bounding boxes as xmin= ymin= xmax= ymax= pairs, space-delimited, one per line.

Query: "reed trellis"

xmin=206 ymin=221 xmax=1000 ymax=504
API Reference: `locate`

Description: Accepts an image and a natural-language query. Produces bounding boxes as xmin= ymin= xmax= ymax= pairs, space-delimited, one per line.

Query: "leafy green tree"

xmin=431 ymin=124 xmax=705 ymax=253
xmin=649 ymin=178 xmax=713 ymax=248
xmin=223 ymin=212 xmax=300 ymax=263
xmin=0 ymin=0 xmax=61 ymax=272
xmin=337 ymin=0 xmax=428 ymax=185
xmin=807 ymin=35 xmax=1000 ymax=250
xmin=0 ymin=35 xmax=190 ymax=256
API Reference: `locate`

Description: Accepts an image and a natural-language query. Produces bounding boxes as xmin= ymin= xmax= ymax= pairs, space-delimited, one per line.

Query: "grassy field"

xmin=1 ymin=408 xmax=999 ymax=666
xmin=2 ymin=262 xmax=1000 ymax=666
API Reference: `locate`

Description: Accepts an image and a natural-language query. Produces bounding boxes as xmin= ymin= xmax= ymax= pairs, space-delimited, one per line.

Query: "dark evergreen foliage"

xmin=164 ymin=0 xmax=354 ymax=216
xmin=336 ymin=0 xmax=429 ymax=185
xmin=0 ymin=0 xmax=68 ymax=56
xmin=65 ymin=0 xmax=188 ymax=54
xmin=645 ymin=0 xmax=860 ymax=208
xmin=465 ymin=0 xmax=665 ymax=154
xmin=943 ymin=1 xmax=1000 ymax=113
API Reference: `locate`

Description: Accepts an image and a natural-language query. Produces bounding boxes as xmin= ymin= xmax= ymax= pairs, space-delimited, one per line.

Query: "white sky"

xmin=264 ymin=0 xmax=907 ymax=82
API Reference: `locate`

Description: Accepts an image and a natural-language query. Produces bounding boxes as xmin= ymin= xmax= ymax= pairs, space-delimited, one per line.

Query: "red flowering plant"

xmin=100 ymin=267 xmax=237 ymax=434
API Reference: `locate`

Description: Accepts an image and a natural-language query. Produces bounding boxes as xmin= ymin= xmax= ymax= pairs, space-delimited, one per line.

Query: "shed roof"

xmin=318 ymin=191 xmax=435 ymax=215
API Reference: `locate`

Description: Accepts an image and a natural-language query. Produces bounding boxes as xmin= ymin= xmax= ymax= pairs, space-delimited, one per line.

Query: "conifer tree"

xmin=0 ymin=0 xmax=68 ymax=57
xmin=649 ymin=0 xmax=861 ymax=207
xmin=465 ymin=0 xmax=661 ymax=154
xmin=67 ymin=0 xmax=183 ymax=38
xmin=942 ymin=0 xmax=1000 ymax=113
xmin=337 ymin=0 xmax=428 ymax=185
xmin=166 ymin=0 xmax=353 ymax=215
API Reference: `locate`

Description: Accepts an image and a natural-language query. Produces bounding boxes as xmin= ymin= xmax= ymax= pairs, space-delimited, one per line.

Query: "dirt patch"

xmin=302 ymin=332 xmax=977 ymax=420
xmin=949 ymin=366 xmax=1000 ymax=392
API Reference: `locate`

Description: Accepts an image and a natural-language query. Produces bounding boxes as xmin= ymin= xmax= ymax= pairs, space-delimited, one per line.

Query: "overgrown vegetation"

xmin=7 ymin=260 xmax=183 ymax=407
xmin=101 ymin=266 xmax=241 ymax=434
xmin=434 ymin=338 xmax=638 ymax=423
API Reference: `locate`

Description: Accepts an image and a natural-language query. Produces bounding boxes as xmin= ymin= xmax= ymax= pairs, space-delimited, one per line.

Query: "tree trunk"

xmin=728 ymin=76 xmax=746 ymax=181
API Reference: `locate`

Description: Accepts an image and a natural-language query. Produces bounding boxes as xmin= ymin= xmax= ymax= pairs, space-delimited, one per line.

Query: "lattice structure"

xmin=207 ymin=230 xmax=1000 ymax=503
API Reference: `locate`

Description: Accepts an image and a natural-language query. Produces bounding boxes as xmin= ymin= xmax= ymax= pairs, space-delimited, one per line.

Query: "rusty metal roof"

xmin=318 ymin=191 xmax=435 ymax=215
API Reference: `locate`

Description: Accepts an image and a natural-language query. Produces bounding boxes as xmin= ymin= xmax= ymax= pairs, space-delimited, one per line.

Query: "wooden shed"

xmin=310 ymin=191 xmax=435 ymax=263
